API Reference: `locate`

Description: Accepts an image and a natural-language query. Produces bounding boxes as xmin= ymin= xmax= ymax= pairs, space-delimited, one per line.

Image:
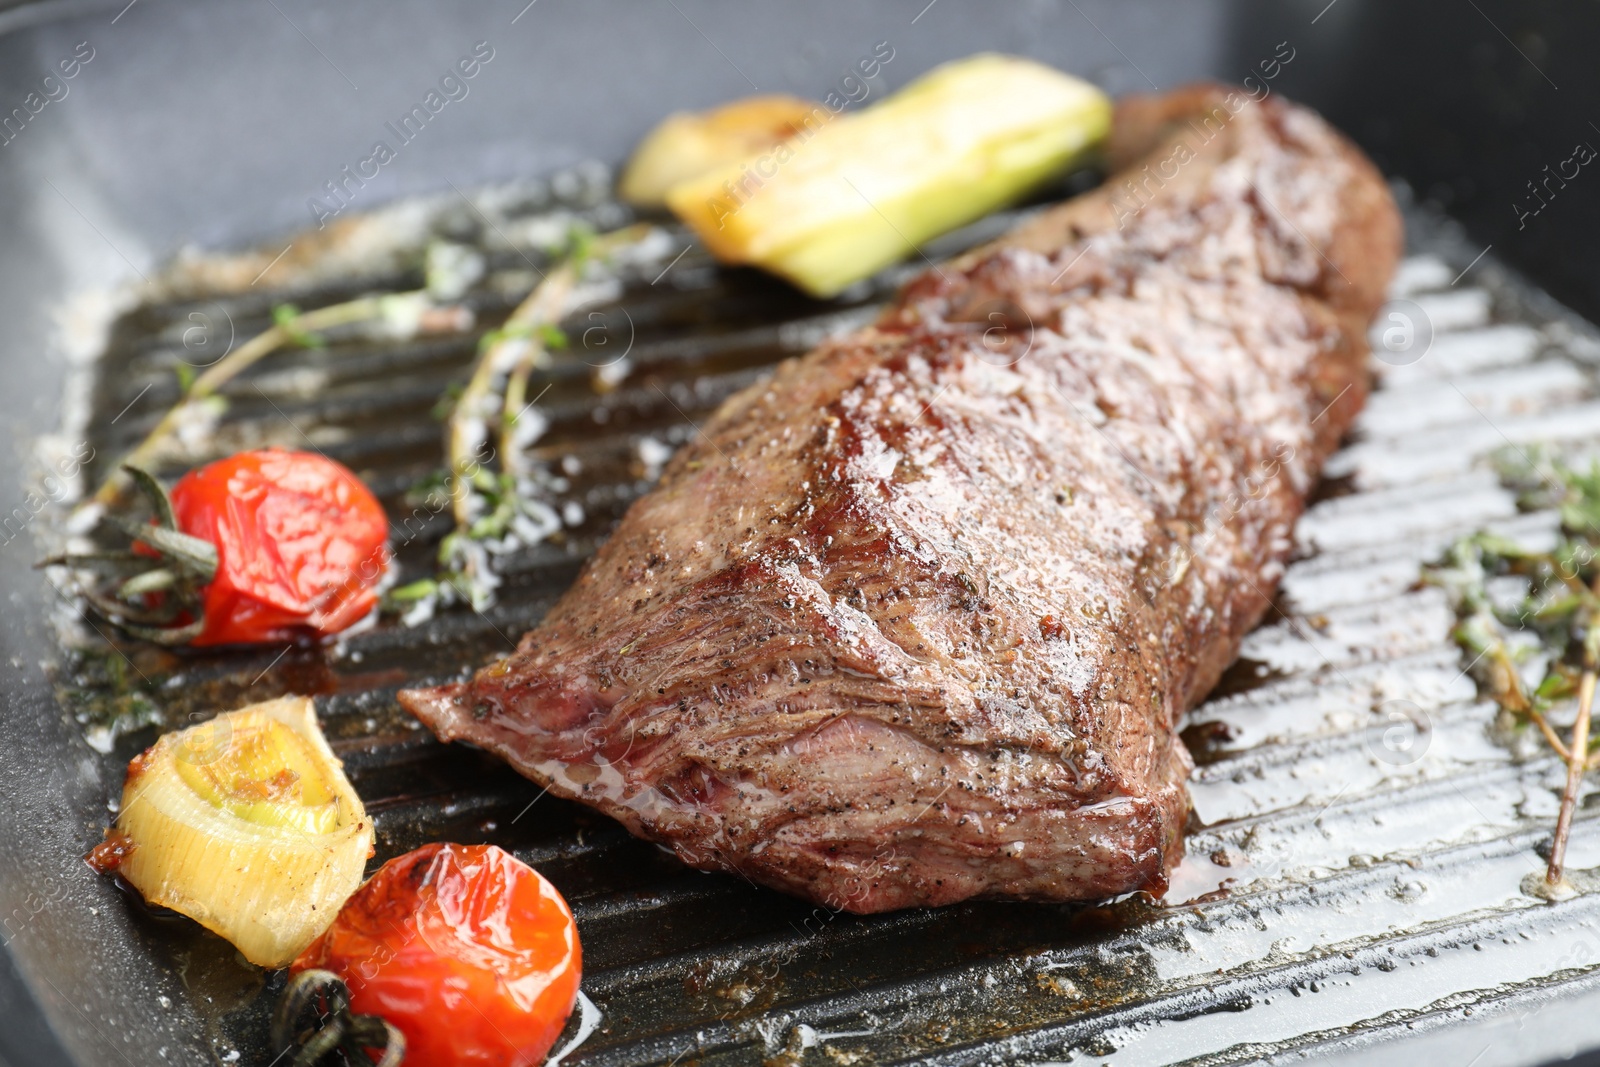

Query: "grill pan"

xmin=4 ymin=3 xmax=1600 ymax=1066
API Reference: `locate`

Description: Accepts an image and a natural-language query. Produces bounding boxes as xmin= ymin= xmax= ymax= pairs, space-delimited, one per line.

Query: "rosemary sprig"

xmin=1425 ymin=446 xmax=1600 ymax=889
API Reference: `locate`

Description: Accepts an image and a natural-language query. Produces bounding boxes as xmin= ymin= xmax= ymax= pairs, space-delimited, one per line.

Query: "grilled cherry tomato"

xmin=292 ymin=843 xmax=581 ymax=1067
xmin=168 ymin=449 xmax=389 ymax=646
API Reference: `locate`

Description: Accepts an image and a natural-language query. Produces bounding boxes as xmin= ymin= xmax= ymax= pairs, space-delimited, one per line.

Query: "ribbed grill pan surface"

xmin=57 ymin=179 xmax=1600 ymax=1067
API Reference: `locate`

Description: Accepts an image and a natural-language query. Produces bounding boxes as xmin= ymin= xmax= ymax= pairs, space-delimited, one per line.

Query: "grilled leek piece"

xmin=111 ymin=696 xmax=372 ymax=968
xmin=664 ymin=54 xmax=1111 ymax=297
xmin=619 ymin=94 xmax=827 ymax=209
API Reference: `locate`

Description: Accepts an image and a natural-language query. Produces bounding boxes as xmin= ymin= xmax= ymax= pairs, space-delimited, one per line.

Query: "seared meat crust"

xmin=400 ymin=85 xmax=1401 ymax=912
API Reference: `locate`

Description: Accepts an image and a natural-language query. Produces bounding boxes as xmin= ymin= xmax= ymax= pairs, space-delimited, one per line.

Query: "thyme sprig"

xmin=391 ymin=222 xmax=658 ymax=620
xmin=1425 ymin=446 xmax=1600 ymax=888
xmin=83 ymin=242 xmax=481 ymax=513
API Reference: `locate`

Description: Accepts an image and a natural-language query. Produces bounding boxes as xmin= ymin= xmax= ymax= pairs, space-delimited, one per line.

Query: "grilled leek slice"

xmin=664 ymin=54 xmax=1111 ymax=297
xmin=112 ymin=696 xmax=372 ymax=968
xmin=619 ymin=94 xmax=827 ymax=209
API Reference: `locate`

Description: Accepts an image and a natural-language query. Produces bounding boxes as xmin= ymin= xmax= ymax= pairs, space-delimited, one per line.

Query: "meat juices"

xmin=400 ymin=85 xmax=1401 ymax=912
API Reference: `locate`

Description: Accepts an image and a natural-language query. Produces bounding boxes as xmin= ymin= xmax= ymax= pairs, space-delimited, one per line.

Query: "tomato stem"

xmin=47 ymin=463 xmax=216 ymax=642
xmin=272 ymin=968 xmax=405 ymax=1067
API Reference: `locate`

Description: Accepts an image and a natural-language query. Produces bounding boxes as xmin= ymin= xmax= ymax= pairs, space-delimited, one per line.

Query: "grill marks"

xmin=330 ymin=260 xmax=1600 ymax=1062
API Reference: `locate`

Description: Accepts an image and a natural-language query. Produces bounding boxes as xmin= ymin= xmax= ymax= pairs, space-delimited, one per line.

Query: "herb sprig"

xmin=1426 ymin=446 xmax=1600 ymax=890
xmin=82 ymin=242 xmax=483 ymax=513
xmin=391 ymin=222 xmax=657 ymax=620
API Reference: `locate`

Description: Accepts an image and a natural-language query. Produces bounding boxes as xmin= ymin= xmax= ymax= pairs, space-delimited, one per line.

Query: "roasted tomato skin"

xmin=292 ymin=843 xmax=581 ymax=1067
xmin=167 ymin=449 xmax=389 ymax=646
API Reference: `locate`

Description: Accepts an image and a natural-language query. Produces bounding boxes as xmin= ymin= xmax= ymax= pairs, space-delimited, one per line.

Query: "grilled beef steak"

xmin=400 ymin=85 xmax=1401 ymax=912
